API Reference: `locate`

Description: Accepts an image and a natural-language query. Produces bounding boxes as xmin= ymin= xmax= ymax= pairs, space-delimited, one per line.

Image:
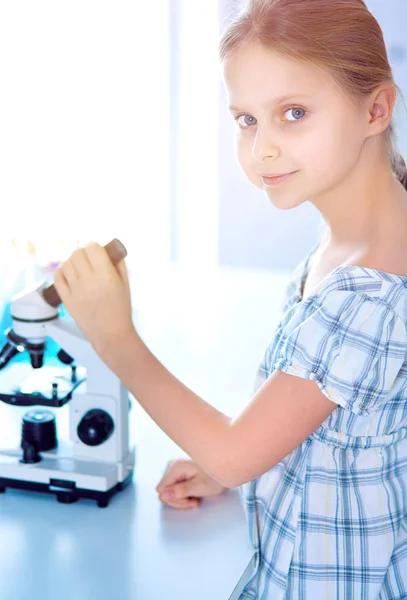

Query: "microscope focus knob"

xmin=77 ymin=409 xmax=114 ymax=447
xmin=43 ymin=238 xmax=127 ymax=307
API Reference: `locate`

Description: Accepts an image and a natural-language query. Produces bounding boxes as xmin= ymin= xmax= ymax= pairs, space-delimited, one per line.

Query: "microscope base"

xmin=0 ymin=471 xmax=133 ymax=508
xmin=0 ymin=448 xmax=135 ymax=507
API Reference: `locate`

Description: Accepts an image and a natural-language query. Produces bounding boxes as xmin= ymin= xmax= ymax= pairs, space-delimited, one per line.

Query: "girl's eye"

xmin=285 ymin=107 xmax=306 ymax=121
xmin=236 ymin=115 xmax=257 ymax=129
xmin=234 ymin=107 xmax=307 ymax=129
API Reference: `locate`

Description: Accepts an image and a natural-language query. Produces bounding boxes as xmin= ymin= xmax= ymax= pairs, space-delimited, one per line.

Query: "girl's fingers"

xmin=116 ymin=259 xmax=130 ymax=287
xmin=70 ymin=247 xmax=94 ymax=278
xmin=54 ymin=267 xmax=70 ymax=299
xmin=60 ymin=259 xmax=79 ymax=287
xmin=159 ymin=495 xmax=200 ymax=510
xmin=156 ymin=459 xmax=197 ymax=492
xmin=84 ymin=242 xmax=112 ymax=273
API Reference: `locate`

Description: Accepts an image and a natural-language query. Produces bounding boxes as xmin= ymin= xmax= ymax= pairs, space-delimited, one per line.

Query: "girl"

xmin=54 ymin=0 xmax=407 ymax=597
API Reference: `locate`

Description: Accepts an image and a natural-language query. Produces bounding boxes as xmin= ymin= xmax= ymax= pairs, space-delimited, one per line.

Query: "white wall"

xmin=367 ymin=0 xmax=407 ymax=155
xmin=0 ymin=1 xmax=172 ymax=273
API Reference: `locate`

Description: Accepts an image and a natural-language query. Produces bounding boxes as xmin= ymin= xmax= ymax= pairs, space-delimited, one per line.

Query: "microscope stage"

xmin=0 ymin=362 xmax=86 ymax=407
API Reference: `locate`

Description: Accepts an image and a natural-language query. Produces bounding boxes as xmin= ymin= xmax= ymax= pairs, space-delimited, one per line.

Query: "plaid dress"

xmin=238 ymin=245 xmax=407 ymax=599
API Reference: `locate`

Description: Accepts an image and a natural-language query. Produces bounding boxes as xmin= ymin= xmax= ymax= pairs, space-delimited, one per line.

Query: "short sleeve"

xmin=272 ymin=290 xmax=407 ymax=416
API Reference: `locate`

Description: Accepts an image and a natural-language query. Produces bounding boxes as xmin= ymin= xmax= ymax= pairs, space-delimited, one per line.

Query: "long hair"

xmin=219 ymin=0 xmax=407 ymax=190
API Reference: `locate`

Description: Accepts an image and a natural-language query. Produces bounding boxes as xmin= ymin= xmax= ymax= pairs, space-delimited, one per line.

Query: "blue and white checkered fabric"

xmin=238 ymin=247 xmax=407 ymax=599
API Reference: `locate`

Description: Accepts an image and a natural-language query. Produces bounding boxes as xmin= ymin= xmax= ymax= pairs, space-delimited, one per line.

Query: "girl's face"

xmin=222 ymin=42 xmax=368 ymax=210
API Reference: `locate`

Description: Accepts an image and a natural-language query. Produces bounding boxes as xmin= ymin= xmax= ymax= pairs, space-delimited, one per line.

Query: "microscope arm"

xmin=44 ymin=319 xmax=123 ymax=399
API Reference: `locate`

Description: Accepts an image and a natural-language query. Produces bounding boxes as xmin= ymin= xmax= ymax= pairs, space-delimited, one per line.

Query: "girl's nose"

xmin=251 ymin=130 xmax=281 ymax=163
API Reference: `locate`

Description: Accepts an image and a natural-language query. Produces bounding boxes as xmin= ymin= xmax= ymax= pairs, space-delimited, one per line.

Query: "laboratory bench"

xmin=0 ymin=264 xmax=289 ymax=600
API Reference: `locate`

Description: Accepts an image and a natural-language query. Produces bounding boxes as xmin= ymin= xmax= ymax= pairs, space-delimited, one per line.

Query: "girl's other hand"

xmin=156 ymin=458 xmax=227 ymax=510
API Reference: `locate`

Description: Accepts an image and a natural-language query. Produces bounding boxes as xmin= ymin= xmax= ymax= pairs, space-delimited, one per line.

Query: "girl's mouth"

xmin=261 ymin=171 xmax=298 ymax=186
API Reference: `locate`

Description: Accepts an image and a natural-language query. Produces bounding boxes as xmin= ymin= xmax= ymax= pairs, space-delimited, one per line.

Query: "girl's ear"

xmin=366 ymin=83 xmax=397 ymax=137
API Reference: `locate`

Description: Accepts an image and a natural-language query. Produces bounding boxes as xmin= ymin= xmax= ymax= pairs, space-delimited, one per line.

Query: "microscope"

xmin=0 ymin=239 xmax=135 ymax=507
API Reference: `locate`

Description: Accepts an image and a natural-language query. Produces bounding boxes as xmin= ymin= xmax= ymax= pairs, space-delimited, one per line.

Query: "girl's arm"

xmin=53 ymin=242 xmax=337 ymax=489
xmin=99 ymin=330 xmax=336 ymax=489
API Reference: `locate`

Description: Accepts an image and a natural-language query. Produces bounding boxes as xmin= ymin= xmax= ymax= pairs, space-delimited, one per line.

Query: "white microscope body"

xmin=0 ymin=280 xmax=135 ymax=508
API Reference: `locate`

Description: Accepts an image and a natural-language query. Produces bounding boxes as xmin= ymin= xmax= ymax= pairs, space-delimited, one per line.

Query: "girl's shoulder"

xmin=308 ymin=261 xmax=407 ymax=323
xmin=284 ymin=232 xmax=407 ymax=320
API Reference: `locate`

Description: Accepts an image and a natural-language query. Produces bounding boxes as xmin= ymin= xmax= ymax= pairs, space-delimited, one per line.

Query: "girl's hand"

xmin=156 ymin=459 xmax=227 ymax=510
xmin=53 ymin=242 xmax=136 ymax=354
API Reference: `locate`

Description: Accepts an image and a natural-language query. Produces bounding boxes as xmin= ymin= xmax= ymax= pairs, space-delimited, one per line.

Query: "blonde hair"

xmin=219 ymin=0 xmax=407 ymax=190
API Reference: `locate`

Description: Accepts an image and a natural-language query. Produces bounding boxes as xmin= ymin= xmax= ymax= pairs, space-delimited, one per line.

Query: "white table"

xmin=0 ymin=264 xmax=290 ymax=599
